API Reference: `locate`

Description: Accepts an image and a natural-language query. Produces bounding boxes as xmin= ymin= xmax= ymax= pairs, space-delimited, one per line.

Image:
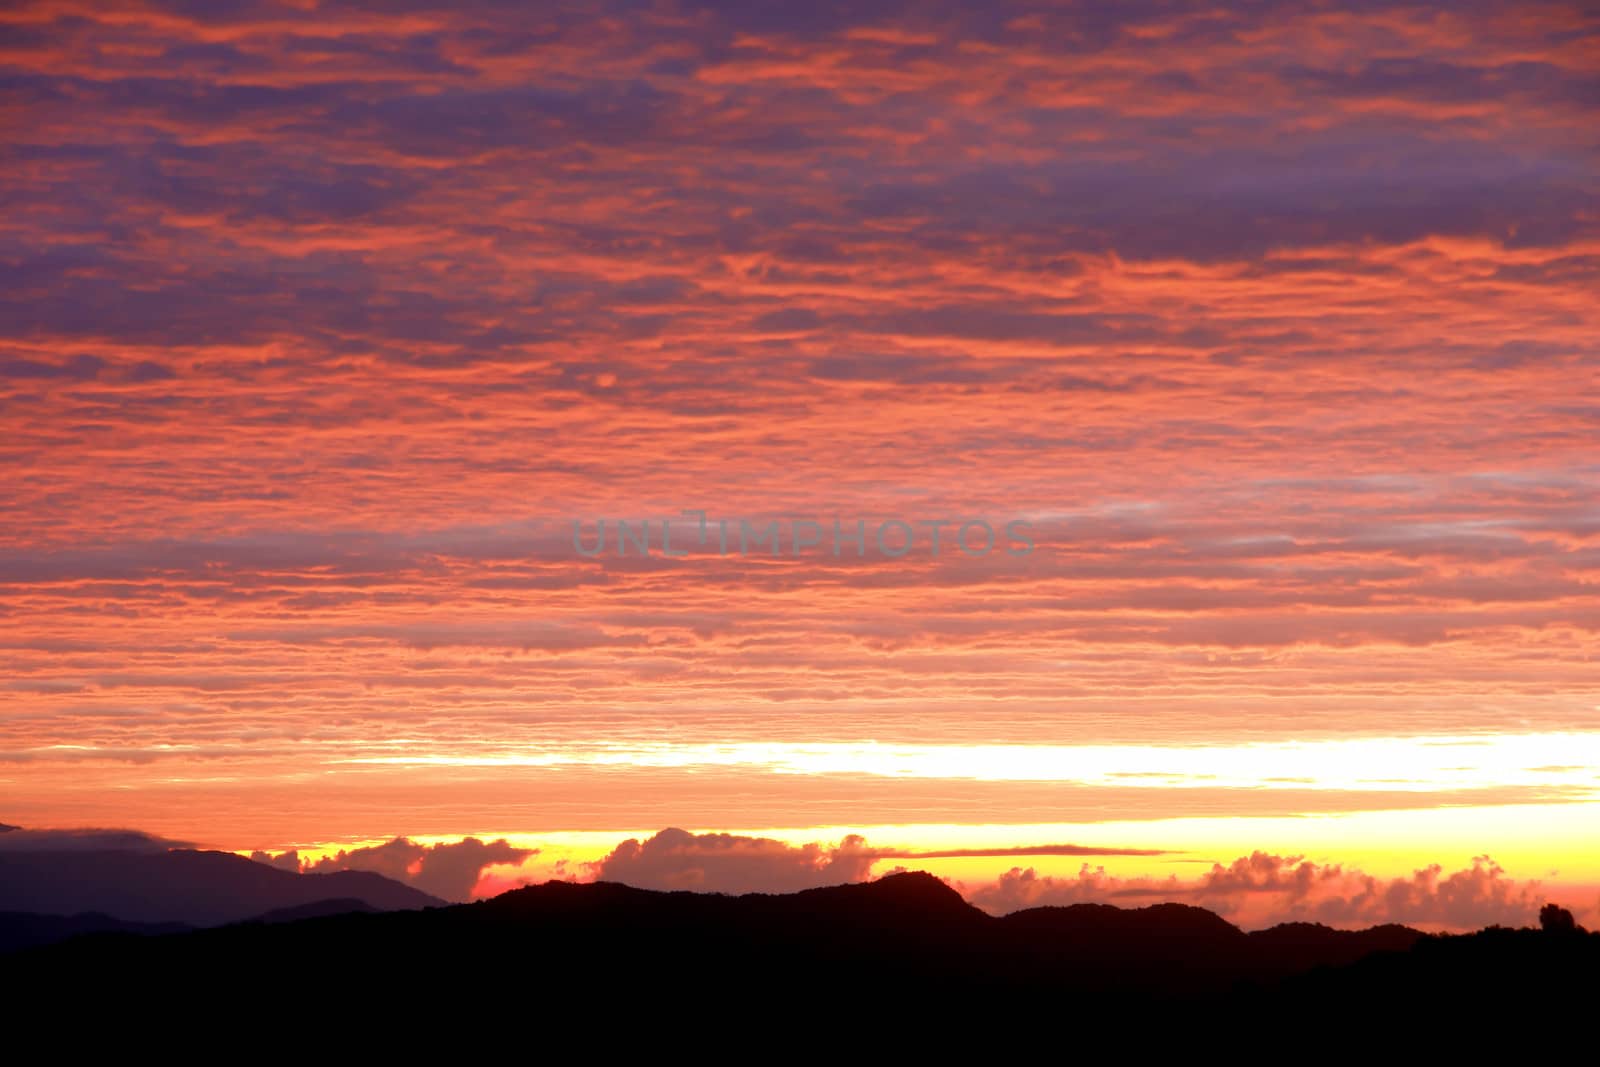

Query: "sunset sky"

xmin=2 ymin=0 xmax=1597 ymax=930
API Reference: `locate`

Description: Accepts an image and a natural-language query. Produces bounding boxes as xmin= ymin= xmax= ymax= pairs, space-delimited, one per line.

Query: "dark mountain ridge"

xmin=7 ymin=869 xmax=1593 ymax=1031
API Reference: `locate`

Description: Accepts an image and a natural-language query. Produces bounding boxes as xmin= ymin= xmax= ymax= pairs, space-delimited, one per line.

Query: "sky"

xmin=2 ymin=0 xmax=1597 ymax=930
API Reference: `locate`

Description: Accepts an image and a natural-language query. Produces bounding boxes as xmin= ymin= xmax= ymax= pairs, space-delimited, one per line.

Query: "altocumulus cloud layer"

xmin=0 ymin=1 xmax=1596 ymax=848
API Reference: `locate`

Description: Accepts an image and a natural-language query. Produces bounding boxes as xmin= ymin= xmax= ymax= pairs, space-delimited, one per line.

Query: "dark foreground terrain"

xmin=4 ymin=871 xmax=1595 ymax=1037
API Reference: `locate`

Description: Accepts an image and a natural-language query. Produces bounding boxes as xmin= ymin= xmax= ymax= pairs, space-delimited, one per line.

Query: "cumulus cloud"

xmin=256 ymin=836 xmax=536 ymax=901
xmin=1307 ymin=857 xmax=1543 ymax=929
xmin=249 ymin=848 xmax=302 ymax=873
xmin=592 ymin=828 xmax=880 ymax=894
xmin=589 ymin=829 xmax=1170 ymax=895
xmin=968 ymin=852 xmax=1548 ymax=931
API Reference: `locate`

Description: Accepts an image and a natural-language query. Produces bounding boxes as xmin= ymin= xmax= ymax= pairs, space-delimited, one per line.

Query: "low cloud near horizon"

xmin=590 ymin=828 xmax=881 ymax=895
xmin=252 ymin=836 xmax=536 ymax=901
xmin=583 ymin=829 xmax=1582 ymax=931
xmin=6 ymin=822 xmax=1585 ymax=929
xmin=967 ymin=851 xmax=1558 ymax=931
xmin=587 ymin=827 xmax=1172 ymax=896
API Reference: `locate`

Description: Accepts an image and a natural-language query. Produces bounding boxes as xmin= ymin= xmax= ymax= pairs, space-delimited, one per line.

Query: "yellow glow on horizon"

xmin=252 ymin=800 xmax=1600 ymax=896
xmin=331 ymin=730 xmax=1600 ymax=795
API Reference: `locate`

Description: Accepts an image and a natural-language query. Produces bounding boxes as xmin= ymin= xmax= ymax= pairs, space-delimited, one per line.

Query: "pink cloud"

xmin=968 ymin=853 xmax=1551 ymax=931
xmin=262 ymin=836 xmax=536 ymax=902
xmin=590 ymin=828 xmax=879 ymax=895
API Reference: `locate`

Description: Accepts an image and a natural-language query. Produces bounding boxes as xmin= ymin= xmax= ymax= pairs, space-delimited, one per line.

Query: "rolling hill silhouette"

xmin=6 ymin=869 xmax=1593 ymax=1031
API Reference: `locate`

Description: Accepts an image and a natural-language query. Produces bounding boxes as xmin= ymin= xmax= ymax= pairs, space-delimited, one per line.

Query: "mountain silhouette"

xmin=0 ymin=848 xmax=442 ymax=925
xmin=1246 ymin=919 xmax=1424 ymax=976
xmin=4 ymin=870 xmax=1594 ymax=1032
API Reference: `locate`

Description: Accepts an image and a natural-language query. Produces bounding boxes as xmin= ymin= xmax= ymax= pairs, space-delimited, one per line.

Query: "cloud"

xmin=2 ymin=0 xmax=1598 ymax=851
xmin=968 ymin=852 xmax=1548 ymax=931
xmin=289 ymin=836 xmax=537 ymax=901
xmin=590 ymin=829 xmax=1174 ymax=895
xmin=248 ymin=848 xmax=302 ymax=873
xmin=881 ymin=843 xmax=1172 ymax=860
xmin=1308 ymin=856 xmax=1544 ymax=929
xmin=591 ymin=828 xmax=879 ymax=894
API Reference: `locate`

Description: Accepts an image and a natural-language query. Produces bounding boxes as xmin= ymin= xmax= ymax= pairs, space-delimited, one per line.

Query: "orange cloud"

xmin=969 ymin=852 xmax=1557 ymax=931
xmin=270 ymin=836 xmax=537 ymax=901
xmin=0 ymin=0 xmax=1595 ymax=868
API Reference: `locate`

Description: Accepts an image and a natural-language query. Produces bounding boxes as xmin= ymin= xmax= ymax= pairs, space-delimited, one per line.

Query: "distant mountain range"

xmin=0 ymin=847 xmax=442 ymax=929
xmin=4 ymin=868 xmax=1593 ymax=1029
